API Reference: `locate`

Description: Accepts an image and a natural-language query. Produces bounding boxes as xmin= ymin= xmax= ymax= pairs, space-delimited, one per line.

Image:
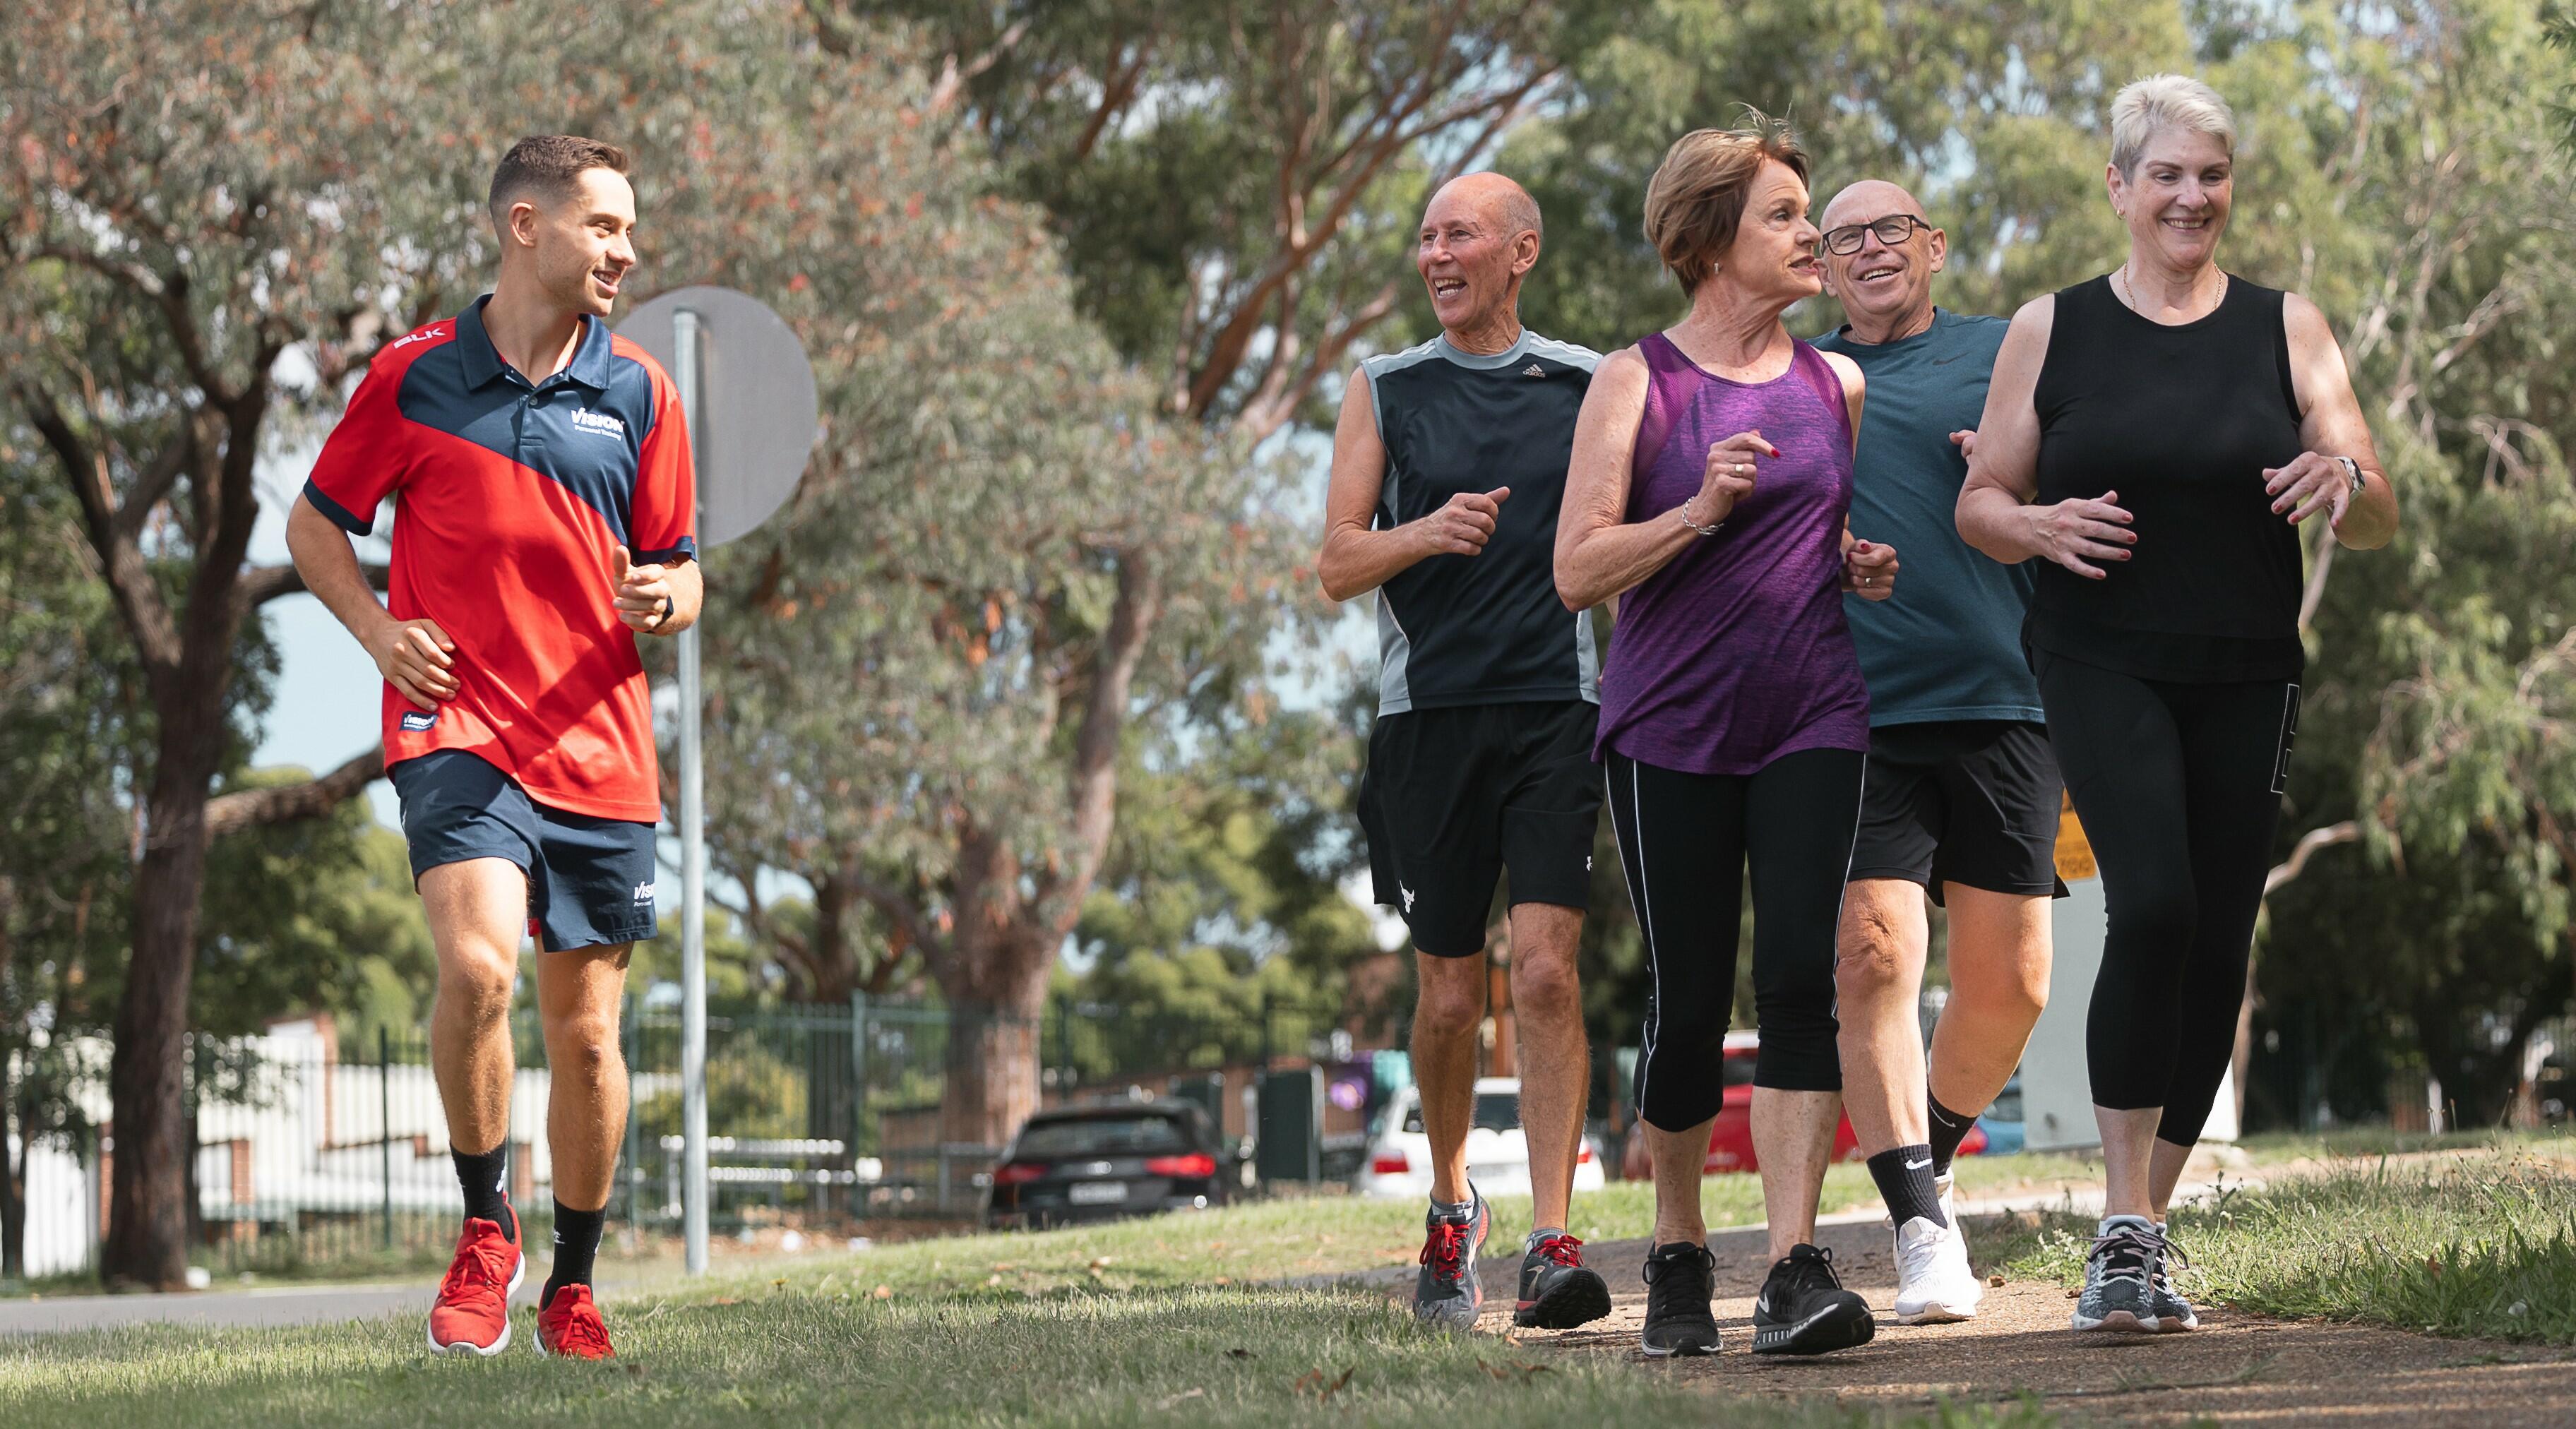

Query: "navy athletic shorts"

xmin=389 ymin=750 xmax=660 ymax=952
xmin=1848 ymin=719 xmax=2066 ymax=904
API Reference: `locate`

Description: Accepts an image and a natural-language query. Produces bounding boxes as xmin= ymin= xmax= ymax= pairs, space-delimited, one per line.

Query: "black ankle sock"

xmin=1926 ymin=1093 xmax=1980 ymax=1174
xmin=453 ymin=1144 xmax=513 ymax=1238
xmin=541 ymin=1201 xmax=606 ymax=1308
xmin=1868 ymin=1144 xmax=1945 ymax=1227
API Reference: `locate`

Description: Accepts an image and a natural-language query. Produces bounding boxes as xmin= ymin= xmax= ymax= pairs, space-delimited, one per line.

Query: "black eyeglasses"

xmin=1820 ymin=215 xmax=1931 ymax=256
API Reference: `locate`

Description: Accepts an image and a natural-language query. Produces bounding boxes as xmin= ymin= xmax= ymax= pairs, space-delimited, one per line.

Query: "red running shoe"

xmin=535 ymin=1284 xmax=616 ymax=1360
xmin=427 ymin=1207 xmax=525 ymax=1356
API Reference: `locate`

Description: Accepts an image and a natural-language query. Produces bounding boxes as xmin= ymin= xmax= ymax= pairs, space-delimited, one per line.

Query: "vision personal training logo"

xmin=633 ymin=880 xmax=655 ymax=905
xmin=571 ymin=407 xmax=627 ymax=438
xmin=400 ymin=710 xmax=437 ymax=731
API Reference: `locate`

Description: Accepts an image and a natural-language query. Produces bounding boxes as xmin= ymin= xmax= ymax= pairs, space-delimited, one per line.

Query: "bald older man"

xmin=1320 ymin=172 xmax=1609 ymax=1333
xmin=1813 ymin=180 xmax=2062 ymax=1325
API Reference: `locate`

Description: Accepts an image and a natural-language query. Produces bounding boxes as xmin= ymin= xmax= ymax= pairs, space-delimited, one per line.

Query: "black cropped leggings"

xmin=2035 ymin=651 xmax=2298 ymax=1147
xmin=1606 ymin=746 xmax=1862 ymax=1131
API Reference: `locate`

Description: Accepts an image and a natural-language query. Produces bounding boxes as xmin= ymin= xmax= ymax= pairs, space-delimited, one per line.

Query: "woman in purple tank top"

xmin=1554 ymin=114 xmax=1902 ymax=1359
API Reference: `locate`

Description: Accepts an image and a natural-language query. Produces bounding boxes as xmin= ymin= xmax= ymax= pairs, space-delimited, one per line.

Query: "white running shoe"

xmin=1892 ymin=1209 xmax=1982 ymax=1324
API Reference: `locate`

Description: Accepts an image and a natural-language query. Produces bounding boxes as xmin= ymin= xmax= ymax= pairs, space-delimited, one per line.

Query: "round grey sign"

xmin=618 ymin=285 xmax=818 ymax=548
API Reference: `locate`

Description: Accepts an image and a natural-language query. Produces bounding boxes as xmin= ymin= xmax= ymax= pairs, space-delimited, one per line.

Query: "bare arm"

xmin=1821 ymin=353 xmax=1900 ymax=600
xmin=1956 ymin=294 xmax=2136 ymax=578
xmin=285 ymin=494 xmax=458 ymax=708
xmin=2266 ymin=292 xmax=2398 ymax=551
xmin=1317 ymin=369 xmax=1507 ymax=602
xmin=1554 ymin=347 xmax=1767 ymax=611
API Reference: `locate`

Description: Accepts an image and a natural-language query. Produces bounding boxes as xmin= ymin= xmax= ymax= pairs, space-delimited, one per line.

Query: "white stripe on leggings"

xmin=1619 ymin=757 xmax=1664 ymax=1119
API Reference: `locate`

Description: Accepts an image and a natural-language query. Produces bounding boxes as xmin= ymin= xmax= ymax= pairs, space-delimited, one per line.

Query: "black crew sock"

xmin=1926 ymin=1093 xmax=1980 ymax=1175
xmin=1868 ymin=1144 xmax=1945 ymax=1228
xmin=453 ymin=1144 xmax=513 ymax=1238
xmin=541 ymin=1200 xmax=606 ymax=1309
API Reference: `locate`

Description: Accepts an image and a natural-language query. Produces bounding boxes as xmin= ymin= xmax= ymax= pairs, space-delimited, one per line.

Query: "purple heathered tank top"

xmin=1592 ymin=332 xmax=1871 ymax=775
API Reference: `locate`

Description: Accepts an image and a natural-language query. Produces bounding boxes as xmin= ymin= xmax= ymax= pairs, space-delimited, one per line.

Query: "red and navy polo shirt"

xmin=304 ymin=295 xmax=696 ymax=824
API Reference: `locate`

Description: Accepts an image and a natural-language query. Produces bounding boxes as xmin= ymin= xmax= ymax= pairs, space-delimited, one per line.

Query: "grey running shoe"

xmin=1513 ymin=1232 xmax=1612 ymax=1329
xmin=1751 ymin=1243 xmax=1876 ymax=1355
xmin=1412 ymin=1189 xmax=1491 ymax=1331
xmin=2071 ymin=1214 xmax=2166 ymax=1333
xmin=1639 ymin=1241 xmax=1721 ymax=1357
xmin=2147 ymin=1232 xmax=2201 ymax=1332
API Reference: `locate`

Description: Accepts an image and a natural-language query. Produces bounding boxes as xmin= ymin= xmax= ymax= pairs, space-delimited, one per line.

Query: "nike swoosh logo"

xmin=1904 ymin=1158 xmax=1932 ymax=1171
xmin=1931 ymin=355 xmax=1964 ymax=365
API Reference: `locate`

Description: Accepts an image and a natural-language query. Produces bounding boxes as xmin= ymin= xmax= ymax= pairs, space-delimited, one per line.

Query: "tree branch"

xmin=2263 ymin=820 xmax=2361 ymax=897
xmin=203 ymin=746 xmax=381 ymax=839
xmin=1045 ymin=550 xmax=1162 ymax=923
xmin=239 ymin=561 xmax=388 ymax=609
xmin=18 ymin=383 xmax=184 ymax=676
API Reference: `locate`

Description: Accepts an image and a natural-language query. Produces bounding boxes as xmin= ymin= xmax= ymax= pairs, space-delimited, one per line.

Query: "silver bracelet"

xmin=2332 ymin=455 xmax=2363 ymax=496
xmin=1677 ymin=504 xmax=1724 ymax=537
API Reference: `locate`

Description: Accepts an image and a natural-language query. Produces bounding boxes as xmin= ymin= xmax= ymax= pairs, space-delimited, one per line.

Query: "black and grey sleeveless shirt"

xmin=1361 ymin=329 xmax=1601 ymax=715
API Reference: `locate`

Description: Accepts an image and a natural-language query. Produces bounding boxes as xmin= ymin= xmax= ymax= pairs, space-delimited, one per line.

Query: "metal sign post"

xmin=621 ymin=287 xmax=818 ymax=1276
xmin=672 ymin=309 xmax=711 ymax=1276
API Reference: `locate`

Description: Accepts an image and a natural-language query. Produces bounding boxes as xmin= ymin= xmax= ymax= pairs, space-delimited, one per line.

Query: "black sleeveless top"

xmin=2029 ymin=273 xmax=2306 ymax=682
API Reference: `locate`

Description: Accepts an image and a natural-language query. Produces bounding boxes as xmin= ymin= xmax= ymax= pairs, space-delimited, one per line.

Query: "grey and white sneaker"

xmin=2147 ymin=1230 xmax=2200 ymax=1332
xmin=1412 ymin=1188 xmax=1491 ymax=1331
xmin=2071 ymin=1214 xmax=2169 ymax=1333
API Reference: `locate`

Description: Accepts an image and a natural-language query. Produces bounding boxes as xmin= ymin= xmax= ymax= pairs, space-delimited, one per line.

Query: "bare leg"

xmin=1410 ymin=950 xmax=1488 ymax=1205
xmin=2097 ymin=1106 xmax=2162 ymax=1219
xmin=1506 ymin=903 xmax=1587 ymax=1232
xmin=1835 ymin=879 xmax=1930 ymax=1156
xmin=1753 ymin=1088 xmax=1843 ymax=1261
xmin=534 ymin=943 xmax=633 ymax=1212
xmin=1647 ymin=1118 xmax=1717 ymax=1245
xmin=422 ymin=860 xmax=527 ymax=1159
xmin=1926 ymin=885 xmax=2052 ymax=1120
xmin=2146 ymin=1137 xmax=2195 ymax=1219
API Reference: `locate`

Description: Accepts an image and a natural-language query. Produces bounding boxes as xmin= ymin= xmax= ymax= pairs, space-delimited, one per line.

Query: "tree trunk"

xmin=2 ymin=1073 xmax=25 ymax=1282
xmin=100 ymin=762 xmax=215 ymax=1290
xmin=931 ymin=827 xmax=1053 ymax=1148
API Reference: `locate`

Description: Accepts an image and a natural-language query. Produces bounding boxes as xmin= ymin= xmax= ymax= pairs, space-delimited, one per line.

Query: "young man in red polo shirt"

xmin=287 ymin=134 xmax=699 ymax=1360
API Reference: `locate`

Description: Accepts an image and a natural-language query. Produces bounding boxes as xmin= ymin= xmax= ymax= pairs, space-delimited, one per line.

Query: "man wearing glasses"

xmin=1813 ymin=181 xmax=2063 ymax=1325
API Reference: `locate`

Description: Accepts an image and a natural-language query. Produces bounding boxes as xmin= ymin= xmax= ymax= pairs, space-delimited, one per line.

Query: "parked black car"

xmin=985 ymin=1101 xmax=1229 ymax=1228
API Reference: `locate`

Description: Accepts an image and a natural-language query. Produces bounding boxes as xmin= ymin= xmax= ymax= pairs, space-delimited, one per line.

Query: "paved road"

xmin=0 ymin=1276 xmax=556 ymax=1336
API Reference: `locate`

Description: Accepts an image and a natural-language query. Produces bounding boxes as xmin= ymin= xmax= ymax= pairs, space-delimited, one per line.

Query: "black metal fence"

xmin=7 ymin=993 xmax=1346 ymax=1284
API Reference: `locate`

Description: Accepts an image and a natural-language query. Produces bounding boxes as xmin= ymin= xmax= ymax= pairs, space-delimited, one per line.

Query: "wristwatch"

xmin=2332 ymin=455 xmax=2363 ymax=496
xmin=650 ymin=595 xmax=674 ymax=630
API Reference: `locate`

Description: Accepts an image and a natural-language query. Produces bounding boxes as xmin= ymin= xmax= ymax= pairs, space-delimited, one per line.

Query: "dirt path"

xmin=1347 ymin=1218 xmax=2576 ymax=1425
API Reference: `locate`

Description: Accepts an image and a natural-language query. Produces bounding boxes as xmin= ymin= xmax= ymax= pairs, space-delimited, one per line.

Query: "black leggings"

xmin=1606 ymin=746 xmax=1862 ymax=1130
xmin=2036 ymin=651 xmax=2298 ymax=1146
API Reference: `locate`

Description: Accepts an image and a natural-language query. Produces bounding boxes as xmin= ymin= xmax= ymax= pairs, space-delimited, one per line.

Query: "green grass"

xmin=1988 ymin=1151 xmax=2576 ymax=1343
xmin=0 ymin=1287 xmax=2064 ymax=1428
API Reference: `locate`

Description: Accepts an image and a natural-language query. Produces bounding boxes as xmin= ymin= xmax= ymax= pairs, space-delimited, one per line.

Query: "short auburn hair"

xmin=488 ymin=134 xmax=631 ymax=225
xmin=1641 ymin=111 xmax=1810 ymax=296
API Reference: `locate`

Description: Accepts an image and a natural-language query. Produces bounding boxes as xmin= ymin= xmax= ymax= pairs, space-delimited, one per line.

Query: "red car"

xmin=1623 ymin=1030 xmax=1987 ymax=1177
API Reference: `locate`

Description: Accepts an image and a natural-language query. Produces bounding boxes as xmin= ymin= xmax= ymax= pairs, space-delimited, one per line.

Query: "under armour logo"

xmin=1521 ymin=362 xmax=1546 ymax=378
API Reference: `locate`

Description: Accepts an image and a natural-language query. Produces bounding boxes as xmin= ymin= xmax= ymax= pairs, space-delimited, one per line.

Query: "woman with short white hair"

xmin=1956 ymin=73 xmax=2399 ymax=1336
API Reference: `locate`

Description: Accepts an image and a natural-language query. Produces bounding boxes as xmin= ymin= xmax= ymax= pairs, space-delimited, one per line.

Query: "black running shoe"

xmin=1639 ymin=1241 xmax=1721 ymax=1357
xmin=1751 ymin=1243 xmax=1876 ymax=1356
xmin=1513 ymin=1232 xmax=1612 ymax=1329
xmin=1412 ymin=1190 xmax=1491 ymax=1331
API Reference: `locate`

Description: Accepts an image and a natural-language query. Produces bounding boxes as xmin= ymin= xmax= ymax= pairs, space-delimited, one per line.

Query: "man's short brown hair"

xmin=488 ymin=134 xmax=631 ymax=225
xmin=1641 ymin=110 xmax=1810 ymax=296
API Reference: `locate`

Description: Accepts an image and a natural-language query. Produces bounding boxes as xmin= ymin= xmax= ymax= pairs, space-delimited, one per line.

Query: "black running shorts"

xmin=1848 ymin=719 xmax=2065 ymax=904
xmin=1356 ymin=700 xmax=1604 ymax=957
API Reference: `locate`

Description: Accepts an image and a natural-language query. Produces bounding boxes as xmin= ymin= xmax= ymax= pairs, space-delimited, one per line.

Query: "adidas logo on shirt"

xmin=571 ymin=407 xmax=627 ymax=438
xmin=1522 ymin=362 xmax=1546 ymax=378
